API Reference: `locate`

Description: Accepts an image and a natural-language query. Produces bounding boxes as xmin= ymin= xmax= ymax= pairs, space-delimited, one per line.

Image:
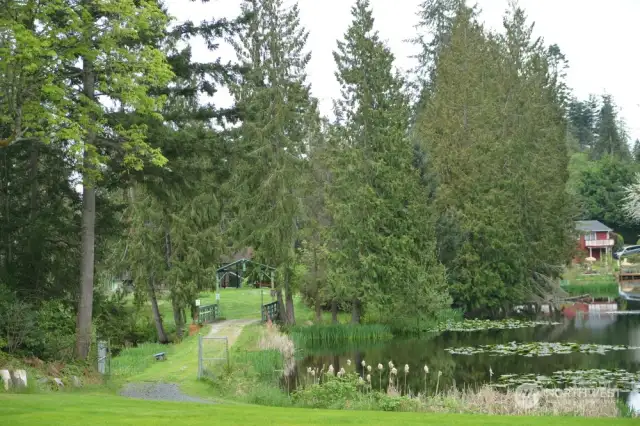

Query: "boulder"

xmin=0 ymin=370 xmax=11 ymax=390
xmin=71 ymin=376 xmax=82 ymax=388
xmin=53 ymin=378 xmax=64 ymax=388
xmin=12 ymin=369 xmax=27 ymax=388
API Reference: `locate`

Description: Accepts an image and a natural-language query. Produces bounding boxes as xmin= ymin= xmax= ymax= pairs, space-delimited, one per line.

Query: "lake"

xmin=291 ymin=310 xmax=640 ymax=411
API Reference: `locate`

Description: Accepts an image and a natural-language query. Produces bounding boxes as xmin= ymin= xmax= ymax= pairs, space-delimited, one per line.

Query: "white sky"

xmin=165 ymin=0 xmax=640 ymax=142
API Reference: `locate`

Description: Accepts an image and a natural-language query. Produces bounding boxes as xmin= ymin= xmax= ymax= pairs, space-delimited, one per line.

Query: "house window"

xmin=584 ymin=232 xmax=596 ymax=241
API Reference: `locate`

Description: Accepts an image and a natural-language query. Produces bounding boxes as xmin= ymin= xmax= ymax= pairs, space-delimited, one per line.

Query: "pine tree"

xmin=592 ymin=95 xmax=630 ymax=160
xmin=228 ymin=0 xmax=317 ymax=325
xmin=328 ymin=0 xmax=449 ymax=328
xmin=633 ymin=139 xmax=640 ymax=162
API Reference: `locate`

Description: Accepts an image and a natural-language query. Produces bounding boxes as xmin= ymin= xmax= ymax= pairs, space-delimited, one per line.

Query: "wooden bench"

xmin=153 ymin=352 xmax=166 ymax=361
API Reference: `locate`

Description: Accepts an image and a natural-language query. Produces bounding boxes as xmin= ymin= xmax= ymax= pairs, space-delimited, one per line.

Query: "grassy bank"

xmin=2 ymin=393 xmax=637 ymax=425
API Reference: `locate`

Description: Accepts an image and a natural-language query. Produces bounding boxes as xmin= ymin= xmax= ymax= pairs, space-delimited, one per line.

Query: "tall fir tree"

xmin=228 ymin=0 xmax=317 ymax=324
xmin=328 ymin=0 xmax=449 ymax=328
xmin=592 ymin=95 xmax=630 ymax=160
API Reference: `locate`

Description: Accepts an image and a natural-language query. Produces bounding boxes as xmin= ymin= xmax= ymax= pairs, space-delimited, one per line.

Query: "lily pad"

xmin=445 ymin=341 xmax=640 ymax=357
xmin=496 ymin=369 xmax=640 ymax=391
xmin=426 ymin=319 xmax=561 ymax=333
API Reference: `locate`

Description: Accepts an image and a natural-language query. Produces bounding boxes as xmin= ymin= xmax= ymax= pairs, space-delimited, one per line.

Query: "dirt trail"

xmin=206 ymin=318 xmax=259 ymax=346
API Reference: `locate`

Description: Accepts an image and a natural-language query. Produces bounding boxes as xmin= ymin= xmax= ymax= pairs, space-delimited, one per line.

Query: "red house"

xmin=575 ymin=220 xmax=615 ymax=261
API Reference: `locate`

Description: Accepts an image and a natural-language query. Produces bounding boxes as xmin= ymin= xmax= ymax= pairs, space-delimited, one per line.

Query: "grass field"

xmin=2 ymin=393 xmax=636 ymax=426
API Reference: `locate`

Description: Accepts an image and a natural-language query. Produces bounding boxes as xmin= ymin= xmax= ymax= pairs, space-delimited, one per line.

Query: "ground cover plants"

xmin=425 ymin=319 xmax=561 ymax=333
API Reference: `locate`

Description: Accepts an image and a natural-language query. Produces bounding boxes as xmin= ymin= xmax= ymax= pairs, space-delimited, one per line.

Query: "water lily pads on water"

xmin=445 ymin=341 xmax=640 ymax=356
xmin=497 ymin=369 xmax=640 ymax=391
xmin=426 ymin=319 xmax=561 ymax=333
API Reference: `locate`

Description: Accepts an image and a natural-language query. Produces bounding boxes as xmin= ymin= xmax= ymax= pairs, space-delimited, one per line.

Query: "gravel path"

xmin=206 ymin=318 xmax=259 ymax=346
xmin=120 ymin=382 xmax=215 ymax=404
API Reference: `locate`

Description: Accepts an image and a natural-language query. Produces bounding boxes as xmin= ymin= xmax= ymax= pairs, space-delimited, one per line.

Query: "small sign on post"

xmin=195 ymin=299 xmax=201 ymax=307
xmin=216 ymin=293 xmax=221 ymax=301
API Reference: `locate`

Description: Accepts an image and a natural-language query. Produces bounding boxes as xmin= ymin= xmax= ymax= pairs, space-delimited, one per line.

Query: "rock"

xmin=12 ymin=369 xmax=27 ymax=388
xmin=53 ymin=378 xmax=64 ymax=388
xmin=0 ymin=370 xmax=11 ymax=390
xmin=71 ymin=376 xmax=81 ymax=387
xmin=37 ymin=377 xmax=49 ymax=385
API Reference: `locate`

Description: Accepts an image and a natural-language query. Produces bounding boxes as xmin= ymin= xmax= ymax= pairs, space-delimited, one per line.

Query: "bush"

xmin=292 ymin=373 xmax=420 ymax=411
xmin=93 ymin=289 xmax=156 ymax=352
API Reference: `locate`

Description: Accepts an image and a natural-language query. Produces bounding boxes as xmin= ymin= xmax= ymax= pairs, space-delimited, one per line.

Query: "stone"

xmin=53 ymin=378 xmax=64 ymax=388
xmin=0 ymin=370 xmax=11 ymax=390
xmin=71 ymin=376 xmax=81 ymax=387
xmin=12 ymin=369 xmax=27 ymax=388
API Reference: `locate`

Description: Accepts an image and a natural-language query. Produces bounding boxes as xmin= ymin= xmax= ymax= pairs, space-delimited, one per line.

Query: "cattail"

xmin=424 ymin=365 xmax=429 ymax=374
xmin=367 ymin=365 xmax=372 ymax=372
xmin=378 ymin=363 xmax=383 ymax=371
xmin=404 ymin=364 xmax=409 ymax=374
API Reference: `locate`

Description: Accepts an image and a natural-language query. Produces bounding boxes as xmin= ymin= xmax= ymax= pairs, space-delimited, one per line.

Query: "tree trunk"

xmin=173 ymin=298 xmax=184 ymax=340
xmin=331 ymin=300 xmax=338 ymax=324
xmin=314 ymin=296 xmax=322 ymax=322
xmin=276 ymin=289 xmax=285 ymax=322
xmin=284 ymin=267 xmax=295 ymax=325
xmin=28 ymin=141 xmax=40 ymax=292
xmin=351 ymin=298 xmax=361 ymax=324
xmin=74 ymin=57 xmax=97 ymax=360
xmin=148 ymin=275 xmax=168 ymax=344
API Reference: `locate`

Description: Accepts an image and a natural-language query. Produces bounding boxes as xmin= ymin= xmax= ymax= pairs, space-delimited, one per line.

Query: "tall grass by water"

xmin=290 ymin=324 xmax=393 ymax=348
xmin=561 ymin=282 xmax=619 ymax=298
xmin=110 ymin=343 xmax=167 ymax=377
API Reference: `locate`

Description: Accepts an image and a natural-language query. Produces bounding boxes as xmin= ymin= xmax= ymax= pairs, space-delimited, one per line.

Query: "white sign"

xmin=216 ymin=293 xmax=221 ymax=301
xmin=195 ymin=299 xmax=201 ymax=307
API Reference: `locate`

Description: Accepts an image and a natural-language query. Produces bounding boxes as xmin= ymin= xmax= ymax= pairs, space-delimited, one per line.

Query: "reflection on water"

xmin=294 ymin=311 xmax=640 ymax=410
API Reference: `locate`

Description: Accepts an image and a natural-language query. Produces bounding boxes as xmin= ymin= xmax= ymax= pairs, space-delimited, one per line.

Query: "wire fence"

xmin=197 ymin=336 xmax=229 ymax=379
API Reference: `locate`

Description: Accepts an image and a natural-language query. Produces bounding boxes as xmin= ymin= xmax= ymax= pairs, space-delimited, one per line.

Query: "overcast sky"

xmin=166 ymin=0 xmax=640 ymax=142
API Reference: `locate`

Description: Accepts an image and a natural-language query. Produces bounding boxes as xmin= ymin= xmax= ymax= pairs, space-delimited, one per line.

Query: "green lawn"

xmin=2 ymin=393 xmax=635 ymax=426
xmin=150 ymin=288 xmax=350 ymax=329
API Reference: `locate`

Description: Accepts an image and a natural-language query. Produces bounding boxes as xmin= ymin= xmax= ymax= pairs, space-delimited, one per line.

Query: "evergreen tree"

xmin=592 ymin=95 xmax=630 ymax=160
xmin=328 ymin=0 xmax=449 ymax=328
xmin=420 ymin=5 xmax=573 ymax=315
xmin=228 ymin=0 xmax=317 ymax=324
xmin=567 ymin=97 xmax=597 ymax=151
xmin=633 ymin=139 xmax=640 ymax=162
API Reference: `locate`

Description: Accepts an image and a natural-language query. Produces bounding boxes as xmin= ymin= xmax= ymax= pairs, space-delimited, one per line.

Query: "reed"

xmin=290 ymin=324 xmax=392 ymax=348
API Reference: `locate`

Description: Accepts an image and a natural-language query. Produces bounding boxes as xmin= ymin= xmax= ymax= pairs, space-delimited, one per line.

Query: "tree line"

xmin=0 ymin=0 xmax=632 ymax=360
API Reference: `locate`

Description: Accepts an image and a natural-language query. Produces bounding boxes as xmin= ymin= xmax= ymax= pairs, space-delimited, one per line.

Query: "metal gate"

xmin=197 ymin=335 xmax=229 ymax=379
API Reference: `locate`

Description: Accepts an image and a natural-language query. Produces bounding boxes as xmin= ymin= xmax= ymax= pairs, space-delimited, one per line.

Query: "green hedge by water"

xmin=561 ymin=282 xmax=618 ymax=298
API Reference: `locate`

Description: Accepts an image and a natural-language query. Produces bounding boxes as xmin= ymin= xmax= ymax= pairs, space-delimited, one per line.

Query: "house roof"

xmin=575 ymin=220 xmax=613 ymax=232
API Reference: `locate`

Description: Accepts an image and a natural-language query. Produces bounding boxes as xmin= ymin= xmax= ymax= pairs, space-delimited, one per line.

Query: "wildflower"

xmin=366 ymin=374 xmax=371 ymax=382
xmin=367 ymin=365 xmax=372 ymax=372
xmin=361 ymin=360 xmax=366 ymax=367
xmin=311 ymin=369 xmax=316 ymax=377
xmin=377 ymin=363 xmax=383 ymax=371
xmin=328 ymin=365 xmax=335 ymax=375
xmin=404 ymin=364 xmax=409 ymax=374
xmin=489 ymin=367 xmax=493 ymax=377
xmin=358 ymin=376 xmax=364 ymax=384
xmin=388 ymin=361 xmax=394 ymax=369
xmin=437 ymin=371 xmax=442 ymax=377
xmin=391 ymin=367 xmax=398 ymax=376
xmin=307 ymin=367 xmax=312 ymax=374
xmin=424 ymin=365 xmax=429 ymax=374
xmin=339 ymin=367 xmax=346 ymax=377
xmin=347 ymin=359 xmax=351 ymax=366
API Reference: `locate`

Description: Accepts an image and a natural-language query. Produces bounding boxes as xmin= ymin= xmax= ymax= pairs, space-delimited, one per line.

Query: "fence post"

xmin=97 ymin=340 xmax=107 ymax=375
xmin=197 ymin=334 xmax=203 ymax=379
xmin=225 ymin=337 xmax=230 ymax=370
